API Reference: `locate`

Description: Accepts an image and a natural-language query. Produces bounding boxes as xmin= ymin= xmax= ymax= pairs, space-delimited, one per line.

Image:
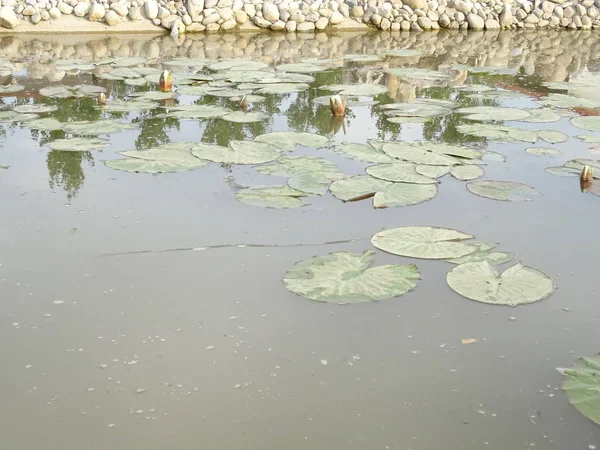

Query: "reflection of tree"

xmin=132 ymin=105 xmax=180 ymax=150
xmin=47 ymin=149 xmax=94 ymax=200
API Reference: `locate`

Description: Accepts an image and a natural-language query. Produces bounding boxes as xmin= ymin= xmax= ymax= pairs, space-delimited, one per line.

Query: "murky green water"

xmin=2 ymin=30 xmax=600 ymax=449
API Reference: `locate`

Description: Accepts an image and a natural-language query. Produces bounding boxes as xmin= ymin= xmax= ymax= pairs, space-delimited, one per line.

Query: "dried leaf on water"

xmin=283 ymin=251 xmax=420 ymax=303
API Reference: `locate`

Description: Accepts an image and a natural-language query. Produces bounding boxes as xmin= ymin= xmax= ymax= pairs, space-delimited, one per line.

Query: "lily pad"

xmin=385 ymin=67 xmax=452 ymax=86
xmin=0 ymin=111 xmax=38 ymax=122
xmin=313 ymin=95 xmax=378 ymax=107
xmin=467 ymin=180 xmax=541 ymax=201
xmin=445 ymin=243 xmax=514 ymax=265
xmin=0 ymin=84 xmax=24 ymax=94
xmin=254 ymin=131 xmax=329 ymax=149
xmin=192 ymin=140 xmax=281 ymax=165
xmin=457 ymin=106 xmax=532 ymax=122
xmin=330 ymin=175 xmax=392 ymax=202
xmin=39 ymin=84 xmax=106 ymax=98
xmin=563 ymin=353 xmax=600 ymax=425
xmin=63 ymin=119 xmax=136 ymax=136
xmin=287 ymin=172 xmax=334 ymax=196
xmin=334 ymin=142 xmax=394 ymax=163
xmin=538 ymin=130 xmax=568 ymax=144
xmin=384 ymin=141 xmax=480 ymax=160
xmin=166 ymin=105 xmax=231 ymax=119
xmin=235 ymin=185 xmax=307 ymax=209
xmin=48 ymin=137 xmax=108 ymax=152
xmin=104 ymin=158 xmax=205 ymax=174
xmin=371 ymin=226 xmax=476 ymax=259
xmin=258 ymin=156 xmax=343 ymax=180
xmin=446 ymin=261 xmax=554 ymax=306
xmin=13 ymin=104 xmax=58 ymax=114
xmin=366 ymin=163 xmax=438 ymax=184
xmin=383 ymin=102 xmax=451 ymax=118
xmin=540 ymin=93 xmax=600 ymax=109
xmin=545 ymin=166 xmax=581 ymax=177
xmin=130 ymin=91 xmax=176 ymax=101
xmin=341 ymin=54 xmax=384 ymax=63
xmin=100 ymin=99 xmax=159 ymax=113
xmin=521 ymin=109 xmax=561 ymax=123
xmin=254 ymin=83 xmax=309 ymax=95
xmin=383 ymin=143 xmax=460 ymax=166
xmin=222 ymin=111 xmax=268 ymax=123
xmin=571 ymin=116 xmax=600 ymax=132
xmin=525 ymin=147 xmax=562 ymax=157
xmin=381 ymin=49 xmax=425 ymax=57
xmin=282 ymin=251 xmax=420 ymax=303
xmin=450 ymin=165 xmax=485 ymax=181
xmin=415 ymin=165 xmax=451 ymax=179
xmin=373 ymin=183 xmax=438 ymax=208
xmin=576 ymin=135 xmax=600 ymax=144
xmin=209 ymin=60 xmax=270 ymax=71
xmin=23 ymin=117 xmax=63 ymax=131
xmin=320 ymin=84 xmax=389 ymax=96
xmin=120 ymin=146 xmax=207 ymax=167
xmin=276 ymin=63 xmax=329 ymax=73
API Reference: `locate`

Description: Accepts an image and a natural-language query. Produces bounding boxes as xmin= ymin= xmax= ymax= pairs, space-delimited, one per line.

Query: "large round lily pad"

xmin=383 ymin=143 xmax=460 ymax=166
xmin=450 ymin=165 xmax=485 ymax=181
xmin=445 ymin=243 xmax=514 ymax=265
xmin=335 ymin=142 xmax=394 ymax=163
xmin=457 ymin=106 xmax=532 ymax=121
xmin=563 ymin=353 xmax=600 ymax=425
xmin=283 ymin=251 xmax=420 ymax=303
xmin=571 ymin=116 xmax=600 ymax=132
xmin=48 ymin=137 xmax=108 ymax=151
xmin=371 ymin=226 xmax=476 ymax=259
xmin=254 ymin=131 xmax=329 ymax=150
xmin=104 ymin=158 xmax=205 ymax=174
xmin=235 ymin=185 xmax=307 ymax=208
xmin=366 ymin=163 xmax=438 ymax=184
xmin=13 ymin=104 xmax=58 ymax=114
xmin=446 ymin=261 xmax=554 ymax=306
xmin=222 ymin=111 xmax=268 ymax=123
xmin=467 ymin=180 xmax=541 ymax=202
xmin=192 ymin=141 xmax=281 ymax=165
xmin=258 ymin=156 xmax=342 ymax=178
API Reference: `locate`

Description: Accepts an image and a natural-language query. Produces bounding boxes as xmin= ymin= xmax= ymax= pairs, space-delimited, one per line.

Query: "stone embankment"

xmin=0 ymin=0 xmax=599 ymax=34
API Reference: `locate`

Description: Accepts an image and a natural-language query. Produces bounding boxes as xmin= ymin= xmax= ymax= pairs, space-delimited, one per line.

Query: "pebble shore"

xmin=0 ymin=0 xmax=600 ymax=34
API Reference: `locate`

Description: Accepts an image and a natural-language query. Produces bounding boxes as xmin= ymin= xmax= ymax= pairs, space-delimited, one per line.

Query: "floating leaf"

xmin=367 ymin=163 xmax=438 ymax=184
xmin=287 ymin=172 xmax=333 ymax=195
xmin=445 ymin=243 xmax=514 ymax=265
xmin=481 ymin=151 xmax=506 ymax=162
xmin=130 ymin=91 xmax=176 ymax=101
xmin=283 ymin=251 xmax=420 ymax=303
xmin=385 ymin=67 xmax=452 ymax=86
xmin=381 ymin=49 xmax=425 ymax=57
xmin=49 ymin=137 xmax=108 ymax=152
xmin=467 ymin=180 xmax=541 ymax=201
xmin=210 ymin=60 xmax=270 ymax=71
xmin=383 ymin=143 xmax=460 ymax=166
xmin=13 ymin=104 xmax=58 ymax=114
xmin=313 ymin=95 xmax=378 ymax=107
xmin=341 ymin=54 xmax=384 ymax=63
xmin=450 ymin=165 xmax=484 ymax=181
xmin=258 ymin=156 xmax=342 ymax=178
xmin=383 ymin=102 xmax=451 ymax=118
xmin=373 ymin=183 xmax=437 ymax=208
xmin=320 ymin=84 xmax=389 ymax=96
xmin=192 ymin=140 xmax=280 ymax=165
xmin=235 ymin=185 xmax=307 ymax=209
xmin=545 ymin=166 xmax=581 ymax=177
xmin=165 ymin=104 xmax=231 ymax=119
xmin=104 ymin=158 xmax=204 ymax=174
xmin=446 ymin=261 xmax=554 ymax=306
xmin=334 ymin=142 xmax=394 ymax=163
xmin=521 ymin=109 xmax=561 ymax=123
xmin=230 ymin=94 xmax=265 ymax=103
xmin=23 ymin=117 xmax=63 ymax=131
xmin=525 ymin=147 xmax=562 ymax=157
xmin=457 ymin=106 xmax=531 ymax=121
xmin=63 ymin=119 xmax=136 ymax=136
xmin=254 ymin=131 xmax=329 ymax=149
xmin=276 ymin=63 xmax=329 ymax=73
xmin=416 ymin=165 xmax=451 ymax=179
xmin=507 ymin=127 xmax=538 ymax=143
xmin=371 ymin=226 xmax=476 ymax=259
xmin=100 ymin=99 xmax=158 ymax=112
xmin=540 ymin=93 xmax=600 ymax=109
xmin=577 ymin=135 xmax=600 ymax=144
xmin=175 ymin=85 xmax=214 ymax=96
xmin=330 ymin=175 xmax=391 ymax=202
xmin=538 ymin=130 xmax=568 ymax=144
xmin=39 ymin=84 xmax=106 ymax=98
xmin=120 ymin=146 xmax=207 ymax=167
xmin=0 ymin=111 xmax=38 ymax=122
xmin=571 ymin=116 xmax=600 ymax=132
xmin=0 ymin=84 xmax=24 ymax=93
xmin=222 ymin=111 xmax=268 ymax=123
xmin=563 ymin=353 xmax=600 ymax=425
xmin=254 ymin=83 xmax=309 ymax=95
xmin=386 ymin=116 xmax=430 ymax=124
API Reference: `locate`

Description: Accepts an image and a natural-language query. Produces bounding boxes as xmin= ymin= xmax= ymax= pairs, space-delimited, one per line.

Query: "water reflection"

xmin=0 ymin=30 xmax=599 ymax=198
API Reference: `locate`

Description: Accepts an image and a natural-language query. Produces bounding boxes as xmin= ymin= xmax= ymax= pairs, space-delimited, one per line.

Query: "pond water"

xmin=1 ymin=29 xmax=600 ymax=450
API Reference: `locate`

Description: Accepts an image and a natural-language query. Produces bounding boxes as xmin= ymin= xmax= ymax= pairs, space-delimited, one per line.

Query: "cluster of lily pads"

xmin=282 ymin=225 xmax=554 ymax=307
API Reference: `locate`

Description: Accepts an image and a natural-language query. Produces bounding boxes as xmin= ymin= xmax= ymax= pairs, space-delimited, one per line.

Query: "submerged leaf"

xmin=283 ymin=251 xmax=420 ymax=303
xmin=467 ymin=180 xmax=541 ymax=201
xmin=371 ymin=226 xmax=476 ymax=259
xmin=446 ymin=261 xmax=554 ymax=306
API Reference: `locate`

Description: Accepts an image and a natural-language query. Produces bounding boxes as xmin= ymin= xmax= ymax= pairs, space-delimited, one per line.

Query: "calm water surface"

xmin=1 ymin=30 xmax=600 ymax=449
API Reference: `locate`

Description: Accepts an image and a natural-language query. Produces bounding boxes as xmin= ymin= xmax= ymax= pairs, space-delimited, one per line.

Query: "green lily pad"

xmin=577 ymin=135 xmax=600 ymax=144
xmin=0 ymin=84 xmax=24 ymax=94
xmin=0 ymin=111 xmax=38 ymax=122
xmin=450 ymin=165 xmax=485 ymax=181
xmin=48 ymin=137 xmax=108 ymax=152
xmin=104 ymin=158 xmax=205 ymax=174
xmin=222 ymin=111 xmax=268 ymax=123
xmin=341 ymin=54 xmax=384 ymax=63
xmin=383 ymin=102 xmax=451 ymax=118
xmin=415 ymin=165 xmax=451 ymax=179
xmin=287 ymin=173 xmax=335 ymax=196
xmin=540 ymin=93 xmax=600 ymax=109
xmin=119 ymin=146 xmax=207 ymax=168
xmin=386 ymin=116 xmax=431 ymax=124
xmin=520 ymin=109 xmax=561 ymax=123
xmin=384 ymin=141 xmax=480 ymax=160
xmin=254 ymin=131 xmax=329 ymax=149
xmin=467 ymin=180 xmax=541 ymax=201
xmin=320 ymin=84 xmax=388 ymax=97
xmin=446 ymin=261 xmax=554 ymax=306
xmin=209 ymin=60 xmax=270 ymax=71
xmin=383 ymin=143 xmax=460 ymax=166
xmin=445 ymin=243 xmax=514 ymax=265
xmin=381 ymin=49 xmax=425 ymax=57
xmin=330 ymin=175 xmax=392 ymax=202
xmin=571 ymin=116 xmax=600 ymax=132
xmin=230 ymin=95 xmax=265 ymax=103
xmin=192 ymin=140 xmax=281 ymax=165
xmin=313 ymin=95 xmax=378 ymax=107
xmin=63 ymin=119 xmax=136 ymax=136
xmin=13 ymin=104 xmax=58 ymax=114
xmin=545 ymin=166 xmax=580 ymax=177
xmin=100 ymin=99 xmax=159 ymax=113
xmin=125 ymin=78 xmax=148 ymax=87
xmin=39 ymin=84 xmax=106 ymax=98
xmin=457 ymin=106 xmax=532 ymax=122
xmin=130 ymin=91 xmax=176 ymax=101
xmin=563 ymin=353 xmax=600 ymax=425
xmin=175 ymin=85 xmax=214 ymax=96
xmin=366 ymin=163 xmax=438 ymax=184
xmin=538 ymin=130 xmax=568 ymax=144
xmin=457 ymin=123 xmax=515 ymax=141
xmin=235 ymin=185 xmax=307 ymax=209
xmin=481 ymin=151 xmax=507 ymax=162
xmin=334 ymin=142 xmax=394 ymax=163
xmin=23 ymin=117 xmax=64 ymax=131
xmin=283 ymin=251 xmax=420 ymax=303
xmin=507 ymin=127 xmax=538 ymax=143
xmin=254 ymin=83 xmax=309 ymax=95
xmin=276 ymin=63 xmax=329 ymax=73
xmin=371 ymin=226 xmax=476 ymax=259
xmin=525 ymin=147 xmax=562 ymax=157
xmin=257 ymin=156 xmax=343 ymax=179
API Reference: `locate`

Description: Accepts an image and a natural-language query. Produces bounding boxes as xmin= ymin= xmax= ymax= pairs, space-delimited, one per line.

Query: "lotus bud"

xmin=329 ymin=94 xmax=347 ymax=117
xmin=159 ymin=70 xmax=173 ymax=93
xmin=97 ymin=92 xmax=106 ymax=105
xmin=581 ymin=165 xmax=593 ymax=183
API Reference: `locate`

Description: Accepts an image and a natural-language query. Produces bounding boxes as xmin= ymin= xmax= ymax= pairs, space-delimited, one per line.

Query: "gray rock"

xmin=410 ymin=21 xmax=422 ymax=29
xmin=439 ymin=12 xmax=450 ymax=26
xmin=541 ymin=1 xmax=554 ymax=13
xmin=315 ymin=15 xmax=328 ymax=28
xmin=104 ymin=9 xmax=120 ymax=24
xmin=306 ymin=11 xmax=319 ymax=21
xmin=161 ymin=14 xmax=178 ymax=27
xmin=515 ymin=8 xmax=527 ymax=19
xmin=270 ymin=19 xmax=285 ymax=29
xmin=563 ymin=6 xmax=574 ymax=17
xmin=417 ymin=15 xmax=432 ymax=27
xmin=48 ymin=6 xmax=61 ymax=17
xmin=285 ymin=19 xmax=296 ymax=30
xmin=485 ymin=17 xmax=500 ymax=28
xmin=330 ymin=10 xmax=343 ymax=23
xmin=128 ymin=6 xmax=142 ymax=19
xmin=576 ymin=4 xmax=586 ymax=16
xmin=22 ymin=5 xmax=36 ymax=15
xmin=499 ymin=4 xmax=512 ymax=25
xmin=589 ymin=6 xmax=599 ymax=17
xmin=219 ymin=7 xmax=232 ymax=19
xmin=554 ymin=5 xmax=563 ymax=17
xmin=221 ymin=17 xmax=236 ymax=28
xmin=466 ymin=12 xmax=484 ymax=28
xmin=319 ymin=7 xmax=332 ymax=17
xmin=455 ymin=0 xmax=471 ymax=13
xmin=380 ymin=16 xmax=391 ymax=28
xmin=351 ymin=5 xmax=363 ymax=16
xmin=290 ymin=12 xmax=304 ymax=21
xmin=57 ymin=1 xmax=72 ymax=13
xmin=454 ymin=10 xmax=464 ymax=21
xmin=73 ymin=2 xmax=90 ymax=16
xmin=573 ymin=15 xmax=582 ymax=26
xmin=145 ymin=0 xmax=158 ymax=19
xmin=0 ymin=5 xmax=19 ymax=27
xmin=232 ymin=0 xmax=242 ymax=11
xmin=403 ymin=0 xmax=427 ymax=10
xmin=204 ymin=0 xmax=216 ymax=8
xmin=524 ymin=13 xmax=539 ymax=23
xmin=339 ymin=3 xmax=349 ymax=16
xmin=157 ymin=6 xmax=169 ymax=18
xmin=253 ymin=15 xmax=271 ymax=27
xmin=371 ymin=12 xmax=382 ymax=24
xmin=205 ymin=22 xmax=219 ymax=30
xmin=296 ymin=20 xmax=315 ymax=30
xmin=582 ymin=14 xmax=592 ymax=26
xmin=111 ymin=2 xmax=128 ymax=16
xmin=30 ymin=11 xmax=41 ymax=22
xmin=262 ymin=2 xmax=278 ymax=21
